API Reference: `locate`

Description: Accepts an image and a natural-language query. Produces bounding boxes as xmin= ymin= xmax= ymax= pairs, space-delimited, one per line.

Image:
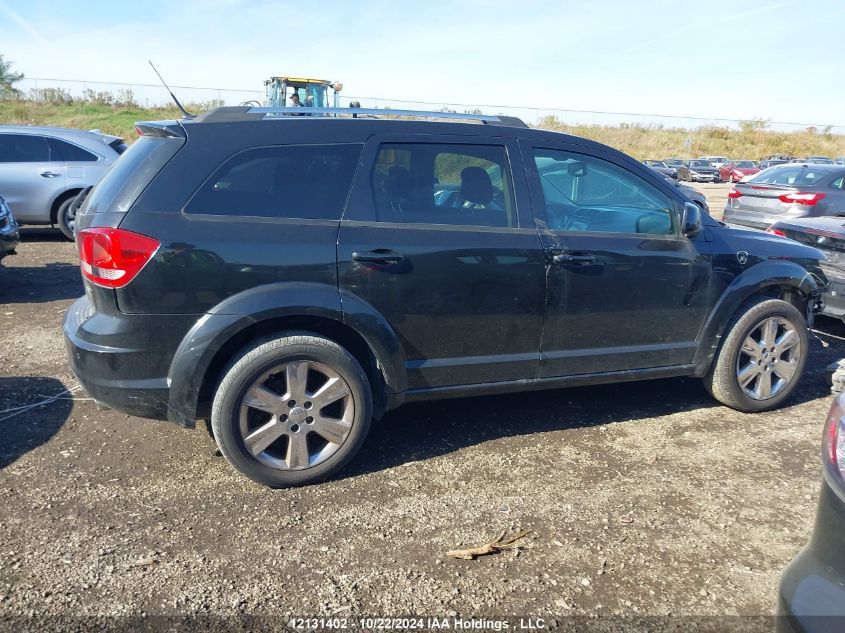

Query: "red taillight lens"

xmin=727 ymin=189 xmax=742 ymax=199
xmin=824 ymin=395 xmax=845 ymax=489
xmin=778 ymin=192 xmax=827 ymax=206
xmin=77 ymin=228 xmax=159 ymax=288
xmin=765 ymin=227 xmax=786 ymax=237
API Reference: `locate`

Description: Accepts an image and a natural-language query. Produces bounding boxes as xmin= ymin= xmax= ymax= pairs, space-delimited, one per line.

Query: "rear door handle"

xmin=40 ymin=171 xmax=61 ymax=178
xmin=552 ymin=253 xmax=596 ymax=265
xmin=351 ymin=249 xmax=406 ymax=265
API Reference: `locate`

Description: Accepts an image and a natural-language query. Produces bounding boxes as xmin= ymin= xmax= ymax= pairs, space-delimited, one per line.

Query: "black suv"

xmin=64 ymin=107 xmax=828 ymax=487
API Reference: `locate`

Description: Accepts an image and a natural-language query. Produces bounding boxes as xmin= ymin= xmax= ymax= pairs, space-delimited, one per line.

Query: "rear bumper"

xmin=777 ymin=481 xmax=845 ymax=632
xmin=722 ymin=207 xmax=783 ymax=230
xmin=62 ymin=295 xmax=197 ymax=423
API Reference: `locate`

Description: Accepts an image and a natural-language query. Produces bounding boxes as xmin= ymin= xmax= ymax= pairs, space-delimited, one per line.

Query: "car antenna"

xmin=148 ymin=61 xmax=194 ymax=119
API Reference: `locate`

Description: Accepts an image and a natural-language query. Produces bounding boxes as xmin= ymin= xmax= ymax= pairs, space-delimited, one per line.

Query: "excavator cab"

xmin=264 ymin=77 xmax=343 ymax=109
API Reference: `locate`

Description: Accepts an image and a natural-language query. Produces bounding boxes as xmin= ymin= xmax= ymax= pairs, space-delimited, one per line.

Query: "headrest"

xmin=460 ymin=166 xmax=493 ymax=205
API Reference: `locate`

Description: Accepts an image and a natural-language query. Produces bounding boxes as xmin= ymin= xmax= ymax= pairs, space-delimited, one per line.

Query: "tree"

xmin=0 ymin=55 xmax=24 ymax=98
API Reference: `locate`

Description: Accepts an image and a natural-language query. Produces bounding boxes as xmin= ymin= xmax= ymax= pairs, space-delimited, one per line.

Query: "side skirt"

xmin=403 ymin=364 xmax=699 ymax=404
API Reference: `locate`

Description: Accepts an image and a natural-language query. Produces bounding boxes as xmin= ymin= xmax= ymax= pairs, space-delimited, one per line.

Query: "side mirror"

xmin=682 ymin=201 xmax=703 ymax=238
xmin=567 ymin=161 xmax=587 ymax=177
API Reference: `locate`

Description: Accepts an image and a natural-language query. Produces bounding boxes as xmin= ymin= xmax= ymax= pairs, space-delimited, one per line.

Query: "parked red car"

xmin=719 ymin=160 xmax=760 ymax=182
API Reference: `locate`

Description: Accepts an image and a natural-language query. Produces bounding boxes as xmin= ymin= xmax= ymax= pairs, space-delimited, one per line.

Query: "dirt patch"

xmin=1 ymin=226 xmax=842 ymax=628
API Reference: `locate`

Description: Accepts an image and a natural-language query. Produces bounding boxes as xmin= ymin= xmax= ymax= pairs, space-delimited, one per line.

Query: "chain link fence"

xmin=11 ymin=76 xmax=845 ymax=136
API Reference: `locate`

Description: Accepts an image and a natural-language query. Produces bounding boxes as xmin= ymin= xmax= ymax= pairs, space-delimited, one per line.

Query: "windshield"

xmin=690 ymin=160 xmax=711 ymax=168
xmin=735 ymin=161 xmax=756 ymax=168
xmin=645 ymin=161 xmax=667 ymax=167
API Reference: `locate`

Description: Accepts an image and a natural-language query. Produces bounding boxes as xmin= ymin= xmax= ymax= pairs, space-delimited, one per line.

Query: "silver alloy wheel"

xmin=735 ymin=316 xmax=801 ymax=401
xmin=238 ymin=360 xmax=355 ymax=470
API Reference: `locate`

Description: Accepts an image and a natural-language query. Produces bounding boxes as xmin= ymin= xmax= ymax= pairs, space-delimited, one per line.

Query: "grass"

xmin=536 ymin=116 xmax=845 ymax=161
xmin=2 ymin=99 xmax=844 ymax=160
xmin=0 ymin=100 xmax=188 ymax=141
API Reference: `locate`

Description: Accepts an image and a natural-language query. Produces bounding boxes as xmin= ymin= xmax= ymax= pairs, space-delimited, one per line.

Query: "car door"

xmin=522 ymin=141 xmax=711 ymax=377
xmin=0 ymin=133 xmax=66 ymax=222
xmin=46 ymin=136 xmax=104 ymax=186
xmin=337 ymin=135 xmax=546 ymax=391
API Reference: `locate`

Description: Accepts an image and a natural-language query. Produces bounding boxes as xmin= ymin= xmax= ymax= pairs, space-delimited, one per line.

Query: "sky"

xmin=1 ymin=0 xmax=843 ymax=129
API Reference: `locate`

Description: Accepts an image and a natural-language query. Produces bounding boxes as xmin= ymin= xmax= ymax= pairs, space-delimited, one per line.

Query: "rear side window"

xmin=0 ymin=134 xmax=50 ymax=162
xmin=186 ymin=144 xmax=363 ymax=220
xmin=47 ymin=138 xmax=99 ymax=162
xmin=370 ymin=143 xmax=516 ymax=227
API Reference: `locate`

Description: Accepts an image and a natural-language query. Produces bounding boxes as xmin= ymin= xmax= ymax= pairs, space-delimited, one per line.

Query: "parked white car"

xmin=0 ymin=126 xmax=126 ymax=239
xmin=698 ymin=155 xmax=730 ymax=169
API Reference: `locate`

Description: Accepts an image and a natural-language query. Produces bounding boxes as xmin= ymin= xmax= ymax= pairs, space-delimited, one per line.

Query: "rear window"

xmin=83 ymin=135 xmax=185 ymax=215
xmin=751 ymin=166 xmax=828 ymax=186
xmin=185 ymin=144 xmax=362 ymax=220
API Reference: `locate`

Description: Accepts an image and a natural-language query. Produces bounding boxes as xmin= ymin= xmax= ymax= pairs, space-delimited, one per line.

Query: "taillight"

xmin=778 ymin=192 xmax=827 ymax=206
xmin=727 ymin=189 xmax=742 ymax=199
xmin=765 ymin=227 xmax=786 ymax=237
xmin=77 ymin=228 xmax=159 ymax=288
xmin=824 ymin=395 xmax=845 ymax=490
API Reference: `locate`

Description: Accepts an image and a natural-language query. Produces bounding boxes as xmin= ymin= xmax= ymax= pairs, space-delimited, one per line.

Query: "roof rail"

xmin=192 ymin=106 xmax=527 ymax=127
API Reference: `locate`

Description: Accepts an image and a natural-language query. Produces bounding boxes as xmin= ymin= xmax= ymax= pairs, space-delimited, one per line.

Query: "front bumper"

xmin=690 ymin=172 xmax=717 ymax=182
xmin=777 ymin=480 xmax=845 ymax=632
xmin=0 ymin=216 xmax=19 ymax=260
xmin=63 ymin=295 xmax=197 ymax=422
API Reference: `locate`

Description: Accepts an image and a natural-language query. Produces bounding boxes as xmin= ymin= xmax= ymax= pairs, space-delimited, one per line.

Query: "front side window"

xmin=0 ymin=134 xmax=50 ymax=163
xmin=371 ymin=143 xmax=516 ymax=227
xmin=533 ymin=149 xmax=675 ymax=235
xmin=186 ymin=144 xmax=362 ymax=219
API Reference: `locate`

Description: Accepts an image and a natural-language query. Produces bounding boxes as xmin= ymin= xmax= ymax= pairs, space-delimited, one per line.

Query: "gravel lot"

xmin=2 ymin=186 xmax=843 ymax=631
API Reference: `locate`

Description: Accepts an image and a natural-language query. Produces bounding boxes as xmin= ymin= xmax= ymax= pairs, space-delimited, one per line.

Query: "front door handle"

xmin=352 ymin=249 xmax=406 ymax=265
xmin=552 ymin=253 xmax=596 ymax=265
xmin=40 ymin=171 xmax=61 ymax=178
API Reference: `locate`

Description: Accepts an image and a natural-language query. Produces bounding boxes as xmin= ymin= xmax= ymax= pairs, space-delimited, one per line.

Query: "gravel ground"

xmin=1 ymin=216 xmax=843 ymax=632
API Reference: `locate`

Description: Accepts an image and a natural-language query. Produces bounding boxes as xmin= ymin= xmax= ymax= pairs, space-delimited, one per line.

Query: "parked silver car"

xmin=0 ymin=126 xmax=126 ymax=239
xmin=723 ymin=163 xmax=845 ymax=231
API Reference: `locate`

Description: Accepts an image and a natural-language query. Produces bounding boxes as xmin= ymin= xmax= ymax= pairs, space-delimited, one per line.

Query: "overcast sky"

xmin=1 ymin=0 xmax=842 ymax=127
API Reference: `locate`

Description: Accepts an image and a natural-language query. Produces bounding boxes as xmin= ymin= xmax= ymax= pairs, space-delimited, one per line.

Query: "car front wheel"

xmin=704 ymin=297 xmax=808 ymax=412
xmin=211 ymin=334 xmax=372 ymax=487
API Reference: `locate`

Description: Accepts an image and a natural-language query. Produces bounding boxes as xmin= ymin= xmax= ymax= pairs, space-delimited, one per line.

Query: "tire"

xmin=211 ymin=334 xmax=372 ymax=487
xmin=56 ymin=196 xmax=76 ymax=241
xmin=704 ymin=297 xmax=808 ymax=412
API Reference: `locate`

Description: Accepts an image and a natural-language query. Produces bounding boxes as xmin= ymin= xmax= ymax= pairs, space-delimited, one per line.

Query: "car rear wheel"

xmin=704 ymin=297 xmax=808 ymax=412
xmin=56 ymin=197 xmax=76 ymax=241
xmin=211 ymin=334 xmax=372 ymax=487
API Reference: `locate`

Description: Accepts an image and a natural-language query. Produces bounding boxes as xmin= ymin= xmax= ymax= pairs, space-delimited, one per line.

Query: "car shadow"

xmin=0 ymin=262 xmax=83 ymax=303
xmin=341 ymin=330 xmax=844 ymax=480
xmin=0 ymin=377 xmax=73 ymax=469
xmin=18 ymin=227 xmax=69 ymax=243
